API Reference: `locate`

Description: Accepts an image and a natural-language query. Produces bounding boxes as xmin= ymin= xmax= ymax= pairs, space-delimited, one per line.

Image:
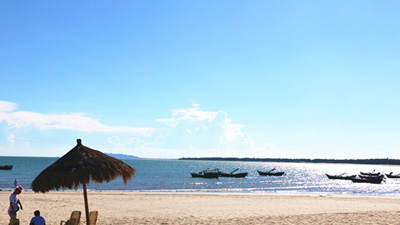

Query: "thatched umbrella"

xmin=31 ymin=139 xmax=135 ymax=224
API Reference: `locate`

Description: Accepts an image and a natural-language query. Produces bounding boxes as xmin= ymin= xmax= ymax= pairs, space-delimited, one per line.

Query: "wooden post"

xmin=83 ymin=183 xmax=90 ymax=225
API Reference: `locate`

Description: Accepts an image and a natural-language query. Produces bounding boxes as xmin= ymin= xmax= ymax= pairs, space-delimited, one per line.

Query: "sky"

xmin=0 ymin=1 xmax=399 ymax=159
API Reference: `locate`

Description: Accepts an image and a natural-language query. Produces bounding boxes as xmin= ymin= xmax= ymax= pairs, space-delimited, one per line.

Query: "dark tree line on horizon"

xmin=178 ymin=157 xmax=400 ymax=165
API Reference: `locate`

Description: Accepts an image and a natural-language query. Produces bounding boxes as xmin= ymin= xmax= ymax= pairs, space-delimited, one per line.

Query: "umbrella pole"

xmin=83 ymin=183 xmax=90 ymax=225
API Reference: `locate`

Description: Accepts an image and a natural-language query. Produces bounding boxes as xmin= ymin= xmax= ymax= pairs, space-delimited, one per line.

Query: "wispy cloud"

xmin=156 ymin=104 xmax=220 ymax=127
xmin=0 ymin=100 xmax=154 ymax=134
xmin=7 ymin=133 xmax=15 ymax=145
xmin=107 ymin=136 xmax=149 ymax=149
xmin=0 ymin=101 xmax=18 ymax=112
xmin=0 ymin=101 xmax=269 ymax=157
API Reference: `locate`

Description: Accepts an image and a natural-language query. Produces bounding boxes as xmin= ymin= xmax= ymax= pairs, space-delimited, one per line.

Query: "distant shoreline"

xmin=178 ymin=157 xmax=400 ymax=165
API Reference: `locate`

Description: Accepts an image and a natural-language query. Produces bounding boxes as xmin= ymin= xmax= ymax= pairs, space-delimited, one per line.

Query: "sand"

xmin=1 ymin=191 xmax=400 ymax=224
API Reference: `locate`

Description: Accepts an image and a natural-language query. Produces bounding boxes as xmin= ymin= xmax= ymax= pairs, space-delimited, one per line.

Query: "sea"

xmin=1 ymin=156 xmax=400 ymax=196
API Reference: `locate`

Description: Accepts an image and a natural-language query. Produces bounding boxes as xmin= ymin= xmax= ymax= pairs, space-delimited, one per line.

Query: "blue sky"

xmin=1 ymin=1 xmax=399 ymax=158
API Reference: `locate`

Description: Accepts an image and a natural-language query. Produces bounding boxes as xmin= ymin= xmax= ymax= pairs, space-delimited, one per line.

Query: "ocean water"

xmin=1 ymin=156 xmax=400 ymax=196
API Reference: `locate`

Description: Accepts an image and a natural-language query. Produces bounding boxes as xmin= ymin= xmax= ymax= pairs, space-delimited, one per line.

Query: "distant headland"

xmin=178 ymin=157 xmax=400 ymax=165
xmin=105 ymin=153 xmax=139 ymax=159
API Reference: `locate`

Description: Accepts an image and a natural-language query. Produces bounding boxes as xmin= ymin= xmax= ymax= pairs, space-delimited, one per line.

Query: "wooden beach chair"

xmin=88 ymin=211 xmax=98 ymax=225
xmin=60 ymin=211 xmax=81 ymax=225
xmin=79 ymin=211 xmax=99 ymax=225
xmin=79 ymin=211 xmax=98 ymax=225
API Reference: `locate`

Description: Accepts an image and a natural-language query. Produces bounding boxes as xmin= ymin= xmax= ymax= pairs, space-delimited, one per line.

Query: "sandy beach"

xmin=1 ymin=191 xmax=399 ymax=224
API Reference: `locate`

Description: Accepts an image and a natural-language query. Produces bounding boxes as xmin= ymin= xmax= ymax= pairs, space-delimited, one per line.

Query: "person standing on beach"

xmin=8 ymin=186 xmax=23 ymax=219
xmin=30 ymin=210 xmax=46 ymax=225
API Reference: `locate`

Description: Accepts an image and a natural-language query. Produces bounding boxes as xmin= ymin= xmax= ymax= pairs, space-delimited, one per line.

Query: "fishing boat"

xmin=385 ymin=172 xmax=400 ymax=178
xmin=360 ymin=171 xmax=381 ymax=176
xmin=358 ymin=174 xmax=382 ymax=179
xmin=257 ymin=168 xmax=285 ymax=176
xmin=0 ymin=165 xmax=13 ymax=170
xmin=326 ymin=173 xmax=356 ymax=180
xmin=220 ymin=168 xmax=248 ymax=178
xmin=190 ymin=169 xmax=220 ymax=178
xmin=351 ymin=175 xmax=385 ymax=184
xmin=358 ymin=171 xmax=384 ymax=178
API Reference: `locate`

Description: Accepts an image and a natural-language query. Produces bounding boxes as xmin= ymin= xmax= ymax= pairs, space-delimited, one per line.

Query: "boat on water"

xmin=360 ymin=171 xmax=381 ymax=176
xmin=385 ymin=172 xmax=400 ymax=178
xmin=358 ymin=174 xmax=383 ymax=179
xmin=190 ymin=169 xmax=220 ymax=178
xmin=220 ymin=168 xmax=248 ymax=178
xmin=352 ymin=170 xmax=386 ymax=184
xmin=326 ymin=173 xmax=356 ymax=180
xmin=257 ymin=168 xmax=285 ymax=176
xmin=351 ymin=175 xmax=385 ymax=184
xmin=0 ymin=165 xmax=13 ymax=170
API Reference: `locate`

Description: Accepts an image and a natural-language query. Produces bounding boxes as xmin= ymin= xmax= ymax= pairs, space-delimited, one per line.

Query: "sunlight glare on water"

xmin=1 ymin=157 xmax=400 ymax=196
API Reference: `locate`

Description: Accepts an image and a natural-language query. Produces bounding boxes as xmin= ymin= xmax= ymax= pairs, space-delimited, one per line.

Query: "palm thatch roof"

xmin=31 ymin=139 xmax=135 ymax=193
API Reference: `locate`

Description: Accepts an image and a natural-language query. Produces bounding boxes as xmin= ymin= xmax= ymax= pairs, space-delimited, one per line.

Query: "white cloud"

xmin=0 ymin=101 xmax=18 ymax=112
xmin=107 ymin=136 xmax=122 ymax=146
xmin=106 ymin=136 xmax=149 ymax=154
xmin=2 ymin=133 xmax=31 ymax=154
xmin=154 ymin=104 xmax=260 ymax=157
xmin=0 ymin=101 xmax=270 ymax=158
xmin=0 ymin=100 xmax=154 ymax=135
xmin=155 ymin=118 xmax=178 ymax=127
xmin=156 ymin=104 xmax=219 ymax=127
xmin=172 ymin=104 xmax=220 ymax=122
